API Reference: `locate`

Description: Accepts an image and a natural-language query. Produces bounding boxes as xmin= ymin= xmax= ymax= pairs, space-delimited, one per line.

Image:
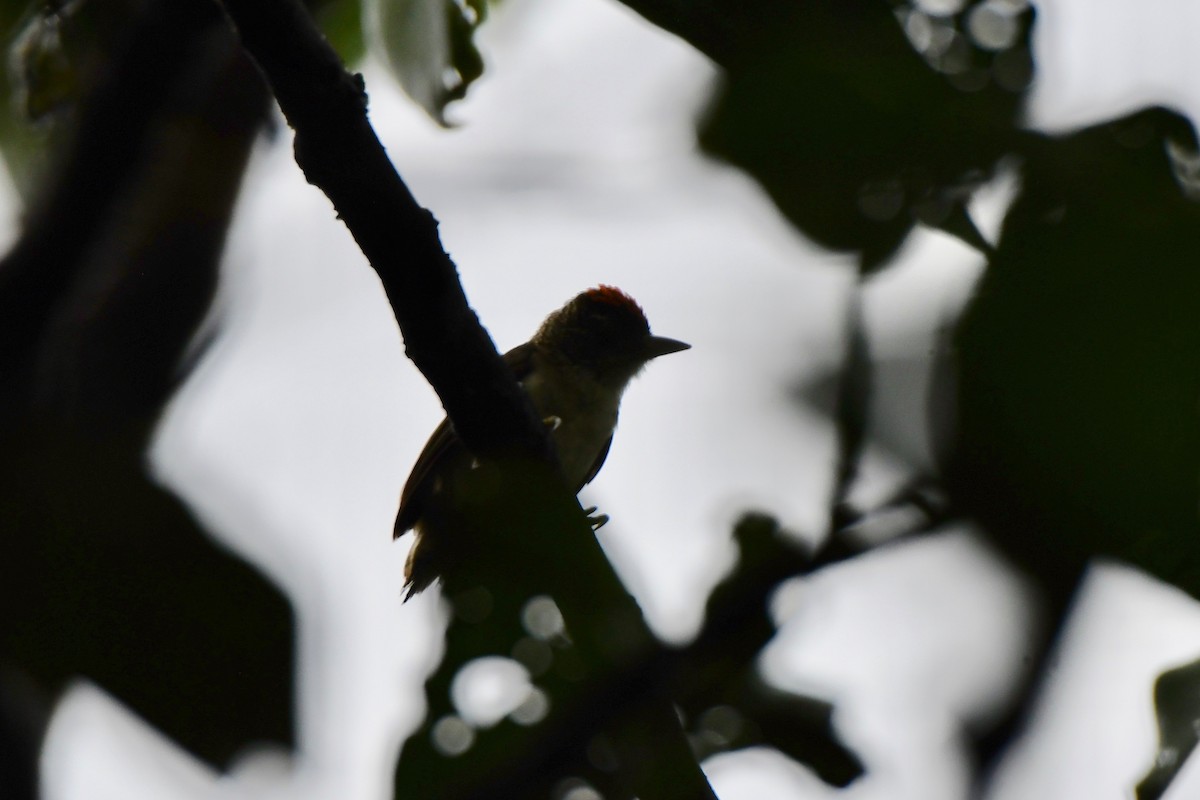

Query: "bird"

xmin=393 ymin=286 xmax=690 ymax=599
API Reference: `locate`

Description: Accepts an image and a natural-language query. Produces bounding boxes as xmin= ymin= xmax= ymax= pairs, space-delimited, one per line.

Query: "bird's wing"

xmin=393 ymin=342 xmax=541 ymax=538
xmin=577 ymin=434 xmax=613 ymax=492
xmin=393 ymin=416 xmax=462 ymax=537
xmin=502 ymin=341 xmax=538 ymax=380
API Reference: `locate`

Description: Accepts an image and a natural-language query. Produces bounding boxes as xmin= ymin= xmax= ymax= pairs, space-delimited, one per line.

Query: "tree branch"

xmin=215 ymin=0 xmax=550 ymax=464
xmin=214 ymin=2 xmax=717 ymax=798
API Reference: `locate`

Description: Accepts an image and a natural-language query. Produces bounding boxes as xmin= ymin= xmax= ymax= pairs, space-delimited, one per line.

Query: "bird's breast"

xmin=521 ymin=368 xmax=620 ymax=488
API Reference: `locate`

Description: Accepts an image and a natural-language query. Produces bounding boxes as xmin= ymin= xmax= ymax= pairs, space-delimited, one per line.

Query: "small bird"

xmin=394 ymin=286 xmax=690 ymax=599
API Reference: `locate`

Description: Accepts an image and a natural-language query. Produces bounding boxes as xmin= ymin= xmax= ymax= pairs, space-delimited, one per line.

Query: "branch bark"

xmin=214 ymin=1 xmax=717 ymax=798
xmin=216 ymin=0 xmax=550 ymax=465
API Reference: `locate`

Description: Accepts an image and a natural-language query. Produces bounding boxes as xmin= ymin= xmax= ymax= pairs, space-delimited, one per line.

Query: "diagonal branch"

xmin=214 ymin=2 xmax=717 ymax=799
xmin=216 ymin=0 xmax=549 ymax=464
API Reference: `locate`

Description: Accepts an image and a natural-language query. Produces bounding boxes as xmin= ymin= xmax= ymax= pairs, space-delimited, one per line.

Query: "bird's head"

xmin=534 ymin=286 xmax=690 ymax=387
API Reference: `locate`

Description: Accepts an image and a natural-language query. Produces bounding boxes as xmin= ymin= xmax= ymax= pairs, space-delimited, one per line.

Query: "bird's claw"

xmin=543 ymin=415 xmax=563 ymax=431
xmin=583 ymin=506 xmax=609 ymax=531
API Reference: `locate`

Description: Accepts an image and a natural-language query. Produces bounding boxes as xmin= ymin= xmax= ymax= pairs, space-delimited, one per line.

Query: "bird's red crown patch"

xmin=584 ymin=285 xmax=648 ymax=324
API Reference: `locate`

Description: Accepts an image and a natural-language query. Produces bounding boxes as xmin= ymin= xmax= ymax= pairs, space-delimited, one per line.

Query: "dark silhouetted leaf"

xmin=369 ymin=0 xmax=487 ymax=124
xmin=0 ymin=0 xmax=293 ymax=783
xmin=1138 ymin=656 xmax=1200 ymax=800
xmin=951 ymin=108 xmax=1200 ymax=596
xmin=949 ymin=108 xmax=1200 ymax=785
xmin=684 ymin=0 xmax=1025 ymax=270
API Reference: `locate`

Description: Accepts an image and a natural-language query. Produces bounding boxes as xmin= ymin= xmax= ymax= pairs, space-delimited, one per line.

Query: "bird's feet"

xmin=583 ymin=506 xmax=609 ymax=531
xmin=543 ymin=415 xmax=563 ymax=431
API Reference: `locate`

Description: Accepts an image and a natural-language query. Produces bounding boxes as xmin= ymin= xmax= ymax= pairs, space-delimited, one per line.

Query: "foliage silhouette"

xmin=0 ymin=1 xmax=293 ymax=797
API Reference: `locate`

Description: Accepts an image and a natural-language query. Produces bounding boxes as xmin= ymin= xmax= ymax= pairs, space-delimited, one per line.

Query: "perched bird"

xmin=394 ymin=286 xmax=690 ymax=599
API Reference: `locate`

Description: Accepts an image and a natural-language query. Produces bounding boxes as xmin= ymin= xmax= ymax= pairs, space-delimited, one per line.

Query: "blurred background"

xmin=1 ymin=0 xmax=1198 ymax=798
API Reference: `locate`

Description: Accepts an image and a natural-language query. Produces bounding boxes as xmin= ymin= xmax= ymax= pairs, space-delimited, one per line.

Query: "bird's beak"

xmin=643 ymin=335 xmax=691 ymax=359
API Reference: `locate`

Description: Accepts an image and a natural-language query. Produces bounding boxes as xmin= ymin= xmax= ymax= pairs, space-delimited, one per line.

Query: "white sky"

xmin=34 ymin=0 xmax=1200 ymax=799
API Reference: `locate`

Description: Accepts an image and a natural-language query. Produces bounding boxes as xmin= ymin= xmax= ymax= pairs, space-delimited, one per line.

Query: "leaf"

xmin=0 ymin=0 xmax=295 ymax=772
xmin=950 ymin=107 xmax=1200 ymax=602
xmin=9 ymin=0 xmax=145 ymax=122
xmin=367 ymin=0 xmax=487 ymax=124
xmin=1137 ymin=657 xmax=1200 ymax=800
xmin=0 ymin=0 xmax=68 ymax=194
xmin=3 ymin=0 xmax=159 ymax=195
xmin=682 ymin=0 xmax=1025 ymax=270
xmin=316 ymin=0 xmax=367 ymax=66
